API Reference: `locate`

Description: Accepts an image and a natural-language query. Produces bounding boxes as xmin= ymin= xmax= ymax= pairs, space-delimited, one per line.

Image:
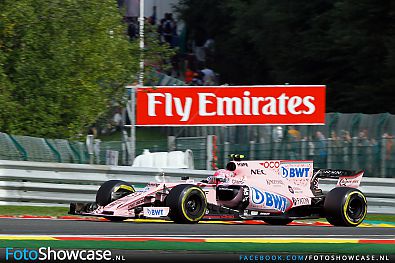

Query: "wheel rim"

xmin=184 ymin=193 xmax=203 ymax=217
xmin=347 ymin=194 xmax=365 ymax=222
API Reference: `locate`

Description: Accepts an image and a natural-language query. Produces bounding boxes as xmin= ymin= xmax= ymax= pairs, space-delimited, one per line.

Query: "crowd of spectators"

xmin=94 ymin=5 xmax=220 ymax=137
xmin=272 ymin=126 xmax=394 ymax=175
xmin=122 ymin=4 xmax=219 ymax=86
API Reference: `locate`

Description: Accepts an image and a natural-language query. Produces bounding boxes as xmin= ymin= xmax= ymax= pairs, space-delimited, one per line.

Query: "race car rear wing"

xmin=313 ymin=168 xmax=362 ymax=178
xmin=313 ymin=168 xmax=364 ymax=188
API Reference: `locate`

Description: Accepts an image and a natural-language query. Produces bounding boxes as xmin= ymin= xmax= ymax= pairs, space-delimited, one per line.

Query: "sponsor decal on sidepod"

xmin=143 ymin=207 xmax=169 ymax=217
xmin=266 ymin=179 xmax=284 ymax=186
xmin=281 ymin=167 xmax=310 ymax=178
xmin=250 ymin=187 xmax=290 ymax=212
xmin=260 ymin=161 xmax=280 ymax=169
xmin=291 ymin=197 xmax=311 ymax=206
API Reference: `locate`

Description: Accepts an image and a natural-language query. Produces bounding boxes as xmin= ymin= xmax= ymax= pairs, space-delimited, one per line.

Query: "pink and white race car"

xmin=70 ymin=155 xmax=367 ymax=226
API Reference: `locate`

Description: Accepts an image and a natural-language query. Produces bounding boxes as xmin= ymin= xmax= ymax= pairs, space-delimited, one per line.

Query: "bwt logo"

xmin=281 ymin=167 xmax=310 ymax=178
xmin=251 ymin=188 xmax=288 ymax=212
xmin=143 ymin=207 xmax=169 ymax=217
xmin=147 ymin=208 xmax=163 ymax=216
xmin=251 ymin=187 xmax=265 ymax=204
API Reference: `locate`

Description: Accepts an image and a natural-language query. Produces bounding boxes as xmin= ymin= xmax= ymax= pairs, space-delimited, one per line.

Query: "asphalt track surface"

xmin=0 ymin=218 xmax=394 ymax=238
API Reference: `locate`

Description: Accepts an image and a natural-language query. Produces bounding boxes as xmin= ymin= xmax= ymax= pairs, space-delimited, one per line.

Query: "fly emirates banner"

xmin=136 ymin=86 xmax=326 ymax=126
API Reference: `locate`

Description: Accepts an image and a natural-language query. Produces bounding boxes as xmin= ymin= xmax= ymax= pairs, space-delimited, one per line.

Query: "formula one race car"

xmin=70 ymin=155 xmax=367 ymax=226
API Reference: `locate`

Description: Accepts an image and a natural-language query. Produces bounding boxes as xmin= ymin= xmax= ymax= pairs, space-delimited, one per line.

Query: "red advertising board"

xmin=136 ymin=86 xmax=326 ymax=126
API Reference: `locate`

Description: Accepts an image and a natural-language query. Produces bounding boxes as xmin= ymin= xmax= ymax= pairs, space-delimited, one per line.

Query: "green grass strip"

xmin=364 ymin=214 xmax=395 ymax=222
xmin=0 ymin=206 xmax=69 ymax=217
xmin=0 ymin=241 xmax=394 ymax=254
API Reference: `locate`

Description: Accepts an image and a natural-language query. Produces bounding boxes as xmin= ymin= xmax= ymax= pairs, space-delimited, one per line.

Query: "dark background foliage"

xmin=175 ymin=0 xmax=395 ymax=113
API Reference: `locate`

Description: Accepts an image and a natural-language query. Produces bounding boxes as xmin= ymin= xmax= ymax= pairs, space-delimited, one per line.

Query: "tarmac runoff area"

xmin=0 ymin=217 xmax=393 ymax=257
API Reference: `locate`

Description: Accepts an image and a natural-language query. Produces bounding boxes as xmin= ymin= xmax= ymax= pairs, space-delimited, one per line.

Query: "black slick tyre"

xmin=324 ymin=187 xmax=367 ymax=226
xmin=96 ymin=180 xmax=135 ymax=206
xmin=166 ymin=184 xmax=207 ymax=224
xmin=96 ymin=180 xmax=135 ymax=222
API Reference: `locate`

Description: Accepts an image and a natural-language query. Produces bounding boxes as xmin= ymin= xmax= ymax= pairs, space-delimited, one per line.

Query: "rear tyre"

xmin=166 ymin=184 xmax=207 ymax=224
xmin=324 ymin=187 xmax=367 ymax=226
xmin=263 ymin=218 xmax=293 ymax=225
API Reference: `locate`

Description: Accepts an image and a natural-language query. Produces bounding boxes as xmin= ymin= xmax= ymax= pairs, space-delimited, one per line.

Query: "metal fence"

xmin=0 ymin=132 xmax=394 ymax=177
xmin=0 ymin=131 xmax=170 ymax=166
xmin=163 ymin=112 xmax=395 ymax=177
xmin=0 ymin=132 xmax=89 ymax=164
xmin=216 ymin=137 xmax=394 ymax=178
xmin=0 ymin=112 xmax=394 ymax=176
xmin=164 ymin=113 xmax=394 ymax=146
xmin=174 ymin=136 xmax=207 ymax=170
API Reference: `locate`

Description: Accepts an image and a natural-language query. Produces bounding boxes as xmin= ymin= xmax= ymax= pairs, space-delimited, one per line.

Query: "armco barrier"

xmin=0 ymin=160 xmax=211 ymax=207
xmin=0 ymin=160 xmax=393 ymax=214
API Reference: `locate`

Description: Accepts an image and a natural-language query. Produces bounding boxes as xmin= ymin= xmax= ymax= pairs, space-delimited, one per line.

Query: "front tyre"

xmin=166 ymin=184 xmax=207 ymax=224
xmin=96 ymin=180 xmax=135 ymax=206
xmin=324 ymin=187 xmax=367 ymax=226
xmin=96 ymin=180 xmax=135 ymax=222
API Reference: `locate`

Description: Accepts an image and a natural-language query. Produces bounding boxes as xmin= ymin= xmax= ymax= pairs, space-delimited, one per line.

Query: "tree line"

xmin=0 ymin=0 xmax=172 ymax=138
xmin=175 ymin=0 xmax=395 ymax=113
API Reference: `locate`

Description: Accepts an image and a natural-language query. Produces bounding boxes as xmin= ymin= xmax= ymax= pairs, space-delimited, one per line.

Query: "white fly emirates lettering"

xmin=136 ymin=86 xmax=326 ymax=126
xmin=198 ymin=92 xmax=316 ymax=117
xmin=147 ymin=93 xmax=192 ymax=122
xmin=147 ymin=92 xmax=314 ymax=121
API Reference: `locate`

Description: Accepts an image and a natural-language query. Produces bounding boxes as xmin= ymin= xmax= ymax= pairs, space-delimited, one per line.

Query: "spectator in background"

xmin=147 ymin=16 xmax=155 ymax=25
xmin=272 ymin=126 xmax=283 ymax=142
xmin=383 ymin=133 xmax=394 ymax=176
xmin=370 ymin=138 xmax=380 ymax=175
xmin=287 ymin=126 xmax=301 ymax=140
xmin=204 ymin=36 xmax=215 ymax=65
xmin=193 ymin=27 xmax=207 ymax=64
xmin=184 ymin=62 xmax=195 ymax=84
xmin=112 ymin=109 xmax=123 ymax=132
xmin=201 ymin=66 xmax=216 ymax=85
xmin=126 ymin=17 xmax=138 ymax=40
xmin=357 ymin=129 xmax=370 ymax=170
xmin=340 ymin=130 xmax=352 ymax=168
xmin=306 ymin=136 xmax=315 ymax=160
xmin=287 ymin=126 xmax=301 ymax=160
xmin=330 ymin=131 xmax=342 ymax=168
xmin=191 ymin=71 xmax=203 ymax=85
xmin=170 ymin=15 xmax=179 ymax=48
xmin=162 ymin=13 xmax=177 ymax=46
xmin=150 ymin=5 xmax=157 ymax=25
xmin=383 ymin=133 xmax=393 ymax=161
xmin=314 ymin=131 xmax=327 ymax=168
xmin=158 ymin=18 xmax=165 ymax=43
xmin=170 ymin=52 xmax=181 ymax=78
